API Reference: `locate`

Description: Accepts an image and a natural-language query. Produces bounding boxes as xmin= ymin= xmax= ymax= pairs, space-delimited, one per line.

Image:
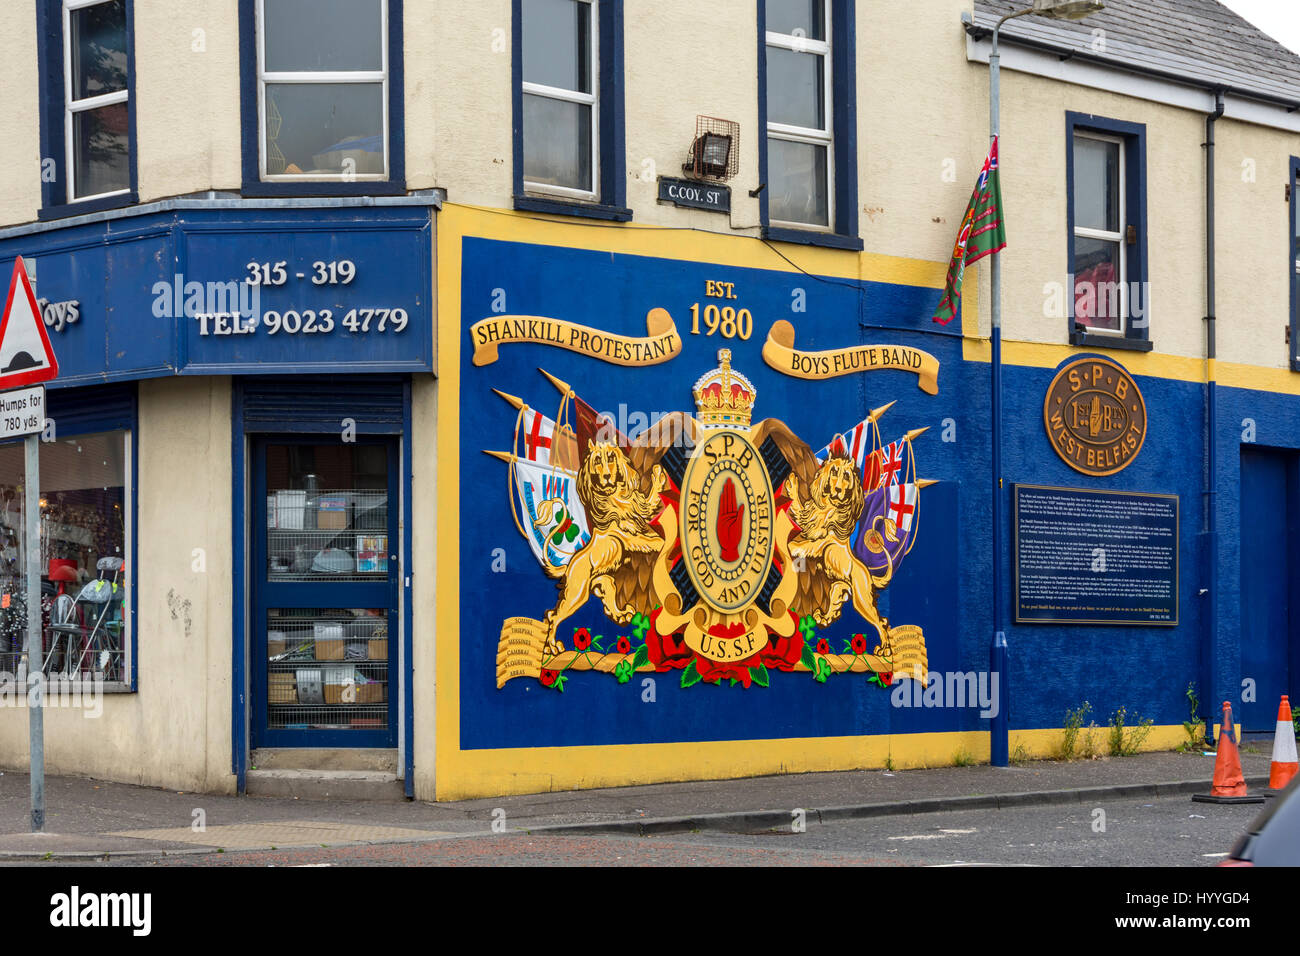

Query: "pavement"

xmin=0 ymin=748 xmax=1275 ymax=859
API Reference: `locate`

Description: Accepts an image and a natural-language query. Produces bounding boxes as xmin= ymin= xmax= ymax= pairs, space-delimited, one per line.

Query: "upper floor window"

xmin=1071 ymin=133 xmax=1126 ymax=333
xmin=256 ymin=0 xmax=388 ymax=181
xmin=239 ymin=0 xmax=405 ymax=195
xmin=65 ymin=0 xmax=130 ymax=202
xmin=521 ymin=0 xmax=596 ymax=199
xmin=1066 ymin=112 xmax=1151 ymax=352
xmin=513 ymin=0 xmax=630 ymax=221
xmin=37 ymin=0 xmax=137 ymax=218
xmin=765 ymin=0 xmax=831 ymax=229
xmin=758 ymin=0 xmax=860 ymax=250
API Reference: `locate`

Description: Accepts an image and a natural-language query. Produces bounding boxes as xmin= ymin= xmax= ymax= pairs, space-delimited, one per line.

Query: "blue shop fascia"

xmin=0 ymin=195 xmax=436 ymax=792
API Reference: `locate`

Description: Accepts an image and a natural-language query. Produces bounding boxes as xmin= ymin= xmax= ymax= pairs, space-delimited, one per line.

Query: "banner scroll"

xmin=472 ymin=307 xmax=682 ymax=367
xmin=761 ymin=319 xmax=940 ymax=395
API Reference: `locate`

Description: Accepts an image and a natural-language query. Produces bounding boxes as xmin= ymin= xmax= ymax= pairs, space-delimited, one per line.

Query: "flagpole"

xmin=988 ymin=10 xmax=1030 ymax=769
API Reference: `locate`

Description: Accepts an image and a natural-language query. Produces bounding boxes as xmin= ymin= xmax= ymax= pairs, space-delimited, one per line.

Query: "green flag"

xmin=932 ymin=137 xmax=1006 ymax=325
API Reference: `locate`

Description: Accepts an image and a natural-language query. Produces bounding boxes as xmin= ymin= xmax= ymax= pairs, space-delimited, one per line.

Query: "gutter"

xmin=1202 ymin=90 xmax=1225 ymax=732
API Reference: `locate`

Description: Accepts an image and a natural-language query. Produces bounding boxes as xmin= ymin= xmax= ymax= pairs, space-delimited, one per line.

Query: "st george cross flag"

xmin=517 ymin=406 xmax=578 ymax=470
xmin=853 ymin=480 xmax=920 ymax=577
xmin=932 ymin=137 xmax=1006 ymax=325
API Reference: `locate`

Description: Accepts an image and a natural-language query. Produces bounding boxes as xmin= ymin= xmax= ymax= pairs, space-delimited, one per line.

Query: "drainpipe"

xmin=1202 ymin=89 xmax=1224 ymax=736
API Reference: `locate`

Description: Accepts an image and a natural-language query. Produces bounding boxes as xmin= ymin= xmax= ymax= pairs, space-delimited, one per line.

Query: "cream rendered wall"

xmin=133 ymin=0 xmax=243 ymax=200
xmin=425 ymin=0 xmax=514 ymax=205
xmin=0 ymin=5 xmax=43 ymax=227
xmin=0 ymin=377 xmax=236 ymax=794
xmin=859 ymin=1 xmax=985 ymax=269
xmin=992 ymin=74 xmax=1208 ymax=359
xmin=411 ymin=374 xmax=436 ymax=801
xmin=1214 ymin=120 xmax=1296 ymax=371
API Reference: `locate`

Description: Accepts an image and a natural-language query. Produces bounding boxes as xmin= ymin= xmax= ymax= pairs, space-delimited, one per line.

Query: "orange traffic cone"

xmin=1193 ymin=701 xmax=1266 ymax=804
xmin=1267 ymin=695 xmax=1298 ymax=794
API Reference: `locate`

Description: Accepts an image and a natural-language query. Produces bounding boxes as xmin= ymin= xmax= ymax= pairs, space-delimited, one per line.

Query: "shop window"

xmin=758 ymin=0 xmax=860 ymax=250
xmin=0 ymin=430 xmax=132 ymax=690
xmin=513 ymin=0 xmax=630 ymax=220
xmin=239 ymin=0 xmax=406 ymax=195
xmin=1066 ymin=113 xmax=1151 ymax=352
xmin=36 ymin=0 xmax=138 ymax=219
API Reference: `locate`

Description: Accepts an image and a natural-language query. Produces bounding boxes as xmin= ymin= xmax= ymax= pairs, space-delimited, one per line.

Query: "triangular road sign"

xmin=0 ymin=257 xmax=59 ymax=388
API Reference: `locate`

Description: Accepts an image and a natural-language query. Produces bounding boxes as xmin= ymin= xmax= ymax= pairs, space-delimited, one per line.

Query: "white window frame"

xmin=766 ymin=2 xmax=834 ymax=232
xmin=1072 ymin=131 xmax=1128 ymax=336
xmin=255 ymin=0 xmax=390 ymax=182
xmin=521 ymin=0 xmax=600 ymax=202
xmin=64 ymin=0 xmax=130 ymax=204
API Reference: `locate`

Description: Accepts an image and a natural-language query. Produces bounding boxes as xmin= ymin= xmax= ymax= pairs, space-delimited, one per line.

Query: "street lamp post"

xmin=987 ymin=0 xmax=1103 ymax=768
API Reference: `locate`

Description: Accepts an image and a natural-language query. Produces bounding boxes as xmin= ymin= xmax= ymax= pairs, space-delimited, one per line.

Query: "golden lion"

xmin=786 ymin=454 xmax=894 ymax=649
xmin=540 ymin=440 xmax=667 ymax=654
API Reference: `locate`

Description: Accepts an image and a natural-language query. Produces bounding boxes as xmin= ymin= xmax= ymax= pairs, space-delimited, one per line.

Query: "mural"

xmin=487 ymin=346 xmax=933 ymax=692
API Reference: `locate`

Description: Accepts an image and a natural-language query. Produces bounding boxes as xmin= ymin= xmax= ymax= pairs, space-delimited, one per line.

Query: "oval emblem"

xmin=680 ymin=429 xmax=776 ymax=612
xmin=1043 ymin=357 xmax=1147 ymax=477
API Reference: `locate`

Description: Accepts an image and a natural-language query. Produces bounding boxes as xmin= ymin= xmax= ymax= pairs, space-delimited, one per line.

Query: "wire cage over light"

xmin=683 ymin=115 xmax=740 ymax=181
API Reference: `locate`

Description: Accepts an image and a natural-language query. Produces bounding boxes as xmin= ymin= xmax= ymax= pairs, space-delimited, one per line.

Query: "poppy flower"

xmin=617 ymin=636 xmax=632 ymax=655
xmin=540 ymin=669 xmax=558 ymax=687
xmin=816 ymin=639 xmax=830 ymax=655
xmin=572 ymin=628 xmax=592 ymax=651
xmin=850 ymin=633 xmax=869 ymax=655
xmin=878 ymin=672 xmax=893 ymax=687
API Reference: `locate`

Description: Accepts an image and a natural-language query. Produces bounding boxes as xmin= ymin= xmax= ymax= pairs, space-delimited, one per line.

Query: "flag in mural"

xmin=853 ymin=434 xmax=922 ymax=577
xmin=932 ymin=136 xmax=1006 ymax=326
xmin=816 ymin=415 xmax=883 ymax=491
xmin=512 ymin=457 xmax=591 ymax=570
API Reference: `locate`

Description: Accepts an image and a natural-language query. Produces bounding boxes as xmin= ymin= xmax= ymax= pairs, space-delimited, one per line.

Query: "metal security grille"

xmin=267 ymin=489 xmax=388 ymax=583
xmin=266 ymin=607 xmax=388 ymax=731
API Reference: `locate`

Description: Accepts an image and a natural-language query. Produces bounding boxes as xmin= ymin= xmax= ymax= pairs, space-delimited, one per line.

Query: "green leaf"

xmin=593 ymin=635 xmax=605 ymax=652
xmin=681 ymin=661 xmax=702 ymax=689
xmin=632 ymin=644 xmax=650 ymax=669
xmin=799 ymin=644 xmax=816 ymax=670
xmin=729 ymin=678 xmax=738 ymax=687
xmin=554 ymin=673 xmax=568 ymax=693
xmin=749 ymin=664 xmax=770 ymax=688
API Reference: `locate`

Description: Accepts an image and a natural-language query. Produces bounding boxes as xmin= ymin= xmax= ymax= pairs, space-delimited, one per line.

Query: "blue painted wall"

xmin=456 ymin=236 xmax=1248 ymax=751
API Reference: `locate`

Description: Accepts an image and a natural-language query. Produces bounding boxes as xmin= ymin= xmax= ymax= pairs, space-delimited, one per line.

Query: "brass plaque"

xmin=1043 ymin=357 xmax=1147 ymax=477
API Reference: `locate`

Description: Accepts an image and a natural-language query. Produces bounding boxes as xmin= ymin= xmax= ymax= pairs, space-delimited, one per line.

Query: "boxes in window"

xmin=314 ymin=621 xmax=345 ymax=660
xmin=367 ymin=639 xmax=388 ymax=660
xmin=355 ymin=535 xmax=388 ymax=573
xmin=268 ymin=672 xmax=297 ymax=704
xmin=268 ymin=629 xmax=288 ymax=658
xmin=355 ymin=680 xmax=385 ymax=704
xmin=322 ymin=665 xmax=355 ymax=704
xmin=275 ymin=490 xmax=306 ymax=530
xmin=295 ymin=668 xmax=324 ymax=705
xmin=316 ymin=495 xmax=350 ymax=530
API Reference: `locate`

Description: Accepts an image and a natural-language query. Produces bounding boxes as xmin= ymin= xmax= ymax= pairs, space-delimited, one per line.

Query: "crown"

xmin=692 ymin=349 xmax=756 ymax=428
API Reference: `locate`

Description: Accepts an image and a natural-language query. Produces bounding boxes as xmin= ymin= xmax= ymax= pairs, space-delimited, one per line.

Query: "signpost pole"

xmin=24 ymin=431 xmax=42 ymax=832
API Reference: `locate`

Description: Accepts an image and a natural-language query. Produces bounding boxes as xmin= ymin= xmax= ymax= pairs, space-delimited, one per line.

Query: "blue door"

xmin=251 ymin=437 xmax=399 ymax=748
xmin=1239 ymin=446 xmax=1298 ymax=732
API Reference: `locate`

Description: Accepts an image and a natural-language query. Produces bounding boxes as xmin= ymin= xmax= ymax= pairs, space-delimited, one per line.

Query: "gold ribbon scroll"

xmin=496 ymin=617 xmax=548 ymax=688
xmin=471 ymin=307 xmax=682 ymax=367
xmin=761 ymin=319 xmax=940 ymax=395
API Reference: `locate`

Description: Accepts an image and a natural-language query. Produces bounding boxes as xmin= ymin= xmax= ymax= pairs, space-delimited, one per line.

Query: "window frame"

xmin=1065 ymin=111 xmax=1152 ymax=353
xmin=1070 ymin=131 xmax=1128 ymax=336
xmin=36 ymin=0 xmax=139 ymax=221
xmin=519 ymin=0 xmax=599 ymax=202
xmin=1290 ymin=155 xmax=1299 ymax=373
xmin=764 ymin=4 xmax=834 ymax=233
xmin=757 ymin=0 xmax=860 ymax=251
xmin=512 ymin=0 xmax=630 ymax=221
xmin=237 ymin=0 xmax=406 ymax=197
